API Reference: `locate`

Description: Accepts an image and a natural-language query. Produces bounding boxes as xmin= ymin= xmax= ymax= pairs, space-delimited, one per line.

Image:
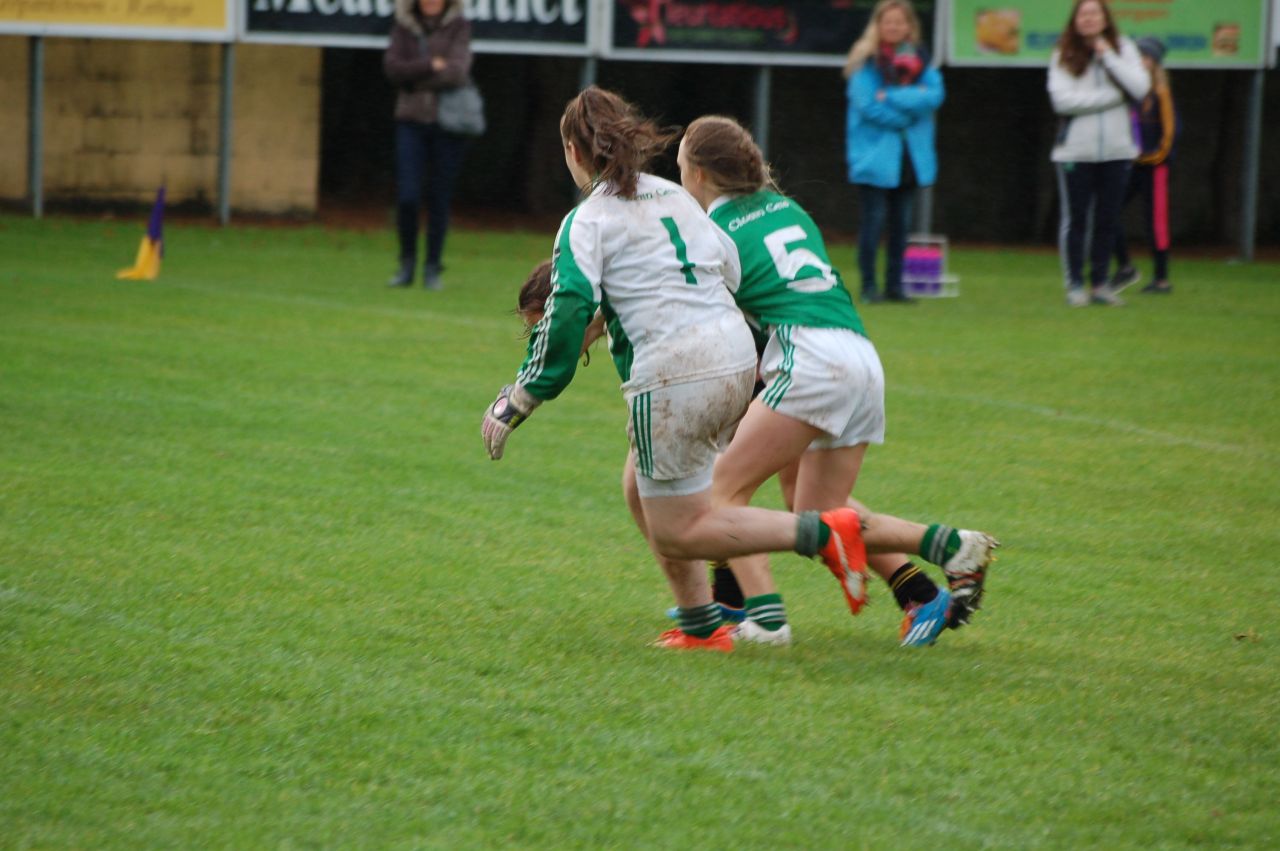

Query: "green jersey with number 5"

xmin=708 ymin=190 xmax=866 ymax=337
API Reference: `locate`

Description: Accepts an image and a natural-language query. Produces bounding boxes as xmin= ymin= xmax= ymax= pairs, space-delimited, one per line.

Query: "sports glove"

xmin=481 ymin=383 xmax=541 ymax=460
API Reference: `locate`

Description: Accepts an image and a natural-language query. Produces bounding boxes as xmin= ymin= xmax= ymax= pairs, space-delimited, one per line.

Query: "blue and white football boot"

xmin=899 ymin=588 xmax=952 ymax=647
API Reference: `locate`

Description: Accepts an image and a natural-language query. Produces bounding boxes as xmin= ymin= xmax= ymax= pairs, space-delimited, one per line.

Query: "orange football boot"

xmin=817 ymin=507 xmax=869 ymax=615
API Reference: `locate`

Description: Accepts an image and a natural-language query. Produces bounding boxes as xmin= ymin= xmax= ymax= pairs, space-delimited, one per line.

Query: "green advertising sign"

xmin=949 ymin=0 xmax=1270 ymax=68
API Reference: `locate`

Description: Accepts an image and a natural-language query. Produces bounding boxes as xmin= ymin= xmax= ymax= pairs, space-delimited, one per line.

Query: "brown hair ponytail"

xmin=681 ymin=115 xmax=776 ymax=197
xmin=559 ymin=86 xmax=679 ymax=199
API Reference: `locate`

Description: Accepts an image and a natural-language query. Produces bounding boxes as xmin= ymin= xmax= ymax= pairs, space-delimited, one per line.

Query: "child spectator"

xmin=1112 ymin=36 xmax=1176 ymax=294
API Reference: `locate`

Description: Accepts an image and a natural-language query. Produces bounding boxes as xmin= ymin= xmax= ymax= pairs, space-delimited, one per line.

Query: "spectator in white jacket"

xmin=1048 ymin=0 xmax=1150 ymax=307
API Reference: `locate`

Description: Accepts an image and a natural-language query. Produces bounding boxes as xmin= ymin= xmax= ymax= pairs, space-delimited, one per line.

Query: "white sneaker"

xmin=1109 ymin=266 xmax=1141 ymax=294
xmin=1066 ymin=286 xmax=1089 ymax=307
xmin=1091 ymin=285 xmax=1125 ymax=306
xmin=942 ymin=530 xmax=1000 ymax=628
xmin=732 ymin=619 xmax=792 ymax=647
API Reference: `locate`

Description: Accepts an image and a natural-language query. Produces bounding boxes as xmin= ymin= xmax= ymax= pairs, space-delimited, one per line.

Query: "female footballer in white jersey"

xmin=677 ymin=115 xmax=998 ymax=647
xmin=480 ymin=87 xmax=868 ymax=652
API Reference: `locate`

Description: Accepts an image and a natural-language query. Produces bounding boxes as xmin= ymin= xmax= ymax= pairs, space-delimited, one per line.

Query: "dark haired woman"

xmin=383 ymin=0 xmax=472 ymax=290
xmin=479 ymin=87 xmax=870 ymax=652
xmin=1048 ymin=0 xmax=1149 ymax=307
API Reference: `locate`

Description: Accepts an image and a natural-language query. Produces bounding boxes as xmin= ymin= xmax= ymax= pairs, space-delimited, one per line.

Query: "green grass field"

xmin=2 ymin=212 xmax=1278 ymax=848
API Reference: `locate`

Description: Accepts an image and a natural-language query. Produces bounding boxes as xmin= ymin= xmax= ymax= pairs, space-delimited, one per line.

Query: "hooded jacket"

xmin=383 ymin=0 xmax=473 ymax=125
xmin=844 ymin=47 xmax=945 ymax=189
xmin=1048 ymin=37 xmax=1150 ymax=164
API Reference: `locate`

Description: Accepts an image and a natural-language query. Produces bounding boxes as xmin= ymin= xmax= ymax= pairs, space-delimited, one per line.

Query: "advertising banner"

xmin=950 ymin=0 xmax=1270 ymax=68
xmin=242 ymin=0 xmax=591 ymax=52
xmin=606 ymin=0 xmax=937 ymax=67
xmin=1272 ymin=0 xmax=1279 ymax=66
xmin=0 ymin=0 xmax=232 ymax=40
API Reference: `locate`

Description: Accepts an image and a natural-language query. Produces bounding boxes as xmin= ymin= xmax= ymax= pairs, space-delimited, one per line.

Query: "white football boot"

xmin=732 ymin=619 xmax=793 ymax=647
xmin=942 ymin=530 xmax=999 ymax=628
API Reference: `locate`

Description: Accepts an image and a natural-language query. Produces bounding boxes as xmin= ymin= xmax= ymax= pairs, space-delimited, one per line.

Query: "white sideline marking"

xmin=0 ymin=584 xmax=212 ymax=647
xmin=895 ymin=385 xmax=1273 ymax=460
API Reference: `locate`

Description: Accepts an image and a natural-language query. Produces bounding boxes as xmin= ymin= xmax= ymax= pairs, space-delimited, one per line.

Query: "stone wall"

xmin=0 ymin=36 xmax=320 ymax=215
xmin=0 ymin=38 xmax=29 ymax=200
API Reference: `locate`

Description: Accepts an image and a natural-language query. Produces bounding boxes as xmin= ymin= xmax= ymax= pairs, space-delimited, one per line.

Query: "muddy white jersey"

xmin=518 ymin=173 xmax=756 ymax=399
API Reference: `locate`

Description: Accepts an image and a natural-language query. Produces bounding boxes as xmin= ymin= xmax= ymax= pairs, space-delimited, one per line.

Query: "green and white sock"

xmin=921 ymin=523 xmax=962 ymax=567
xmin=677 ymin=603 xmax=723 ymax=639
xmin=744 ymin=593 xmax=787 ymax=632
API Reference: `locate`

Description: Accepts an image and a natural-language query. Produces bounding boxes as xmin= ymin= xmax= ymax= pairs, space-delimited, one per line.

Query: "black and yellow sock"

xmin=888 ymin=562 xmax=939 ymax=611
xmin=921 ymin=524 xmax=962 ymax=567
xmin=711 ymin=563 xmax=745 ymax=610
xmin=677 ymin=603 xmax=723 ymax=639
xmin=744 ymin=593 xmax=787 ymax=631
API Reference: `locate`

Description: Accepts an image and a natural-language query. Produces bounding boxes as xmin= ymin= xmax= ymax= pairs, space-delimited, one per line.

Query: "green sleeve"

xmin=516 ymin=207 xmax=599 ymax=401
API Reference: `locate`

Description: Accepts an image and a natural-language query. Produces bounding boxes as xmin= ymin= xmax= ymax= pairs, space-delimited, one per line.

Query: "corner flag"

xmin=116 ymin=186 xmax=165 ymax=280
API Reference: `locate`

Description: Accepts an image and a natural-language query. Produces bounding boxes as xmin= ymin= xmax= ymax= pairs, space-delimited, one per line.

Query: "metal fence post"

xmin=1239 ymin=67 xmax=1265 ymax=262
xmin=753 ymin=65 xmax=772 ymax=161
xmin=218 ymin=42 xmax=235 ymax=226
xmin=28 ymin=36 xmax=44 ymax=219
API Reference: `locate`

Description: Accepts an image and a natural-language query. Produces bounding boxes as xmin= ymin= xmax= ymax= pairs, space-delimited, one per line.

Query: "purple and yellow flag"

xmin=116 ymin=186 xmax=165 ymax=280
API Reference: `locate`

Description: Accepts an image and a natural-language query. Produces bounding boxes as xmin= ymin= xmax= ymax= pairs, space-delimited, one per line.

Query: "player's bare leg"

xmin=622 ymin=454 xmax=711 ymax=610
xmin=712 ymin=401 xmax=823 ymax=593
xmin=623 ymin=455 xmax=729 ymax=650
xmin=711 ymin=401 xmax=867 ymax=619
xmin=779 ymin=463 xmax=914 ymax=587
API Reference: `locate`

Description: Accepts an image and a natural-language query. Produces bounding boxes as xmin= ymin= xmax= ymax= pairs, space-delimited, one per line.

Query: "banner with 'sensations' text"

xmin=950 ymin=0 xmax=1270 ymax=68
xmin=0 ymin=0 xmax=232 ymax=39
xmin=607 ymin=0 xmax=937 ymax=66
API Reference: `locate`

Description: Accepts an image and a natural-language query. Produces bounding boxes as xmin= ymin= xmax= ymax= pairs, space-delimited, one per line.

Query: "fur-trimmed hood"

xmin=394 ymin=0 xmax=463 ymax=36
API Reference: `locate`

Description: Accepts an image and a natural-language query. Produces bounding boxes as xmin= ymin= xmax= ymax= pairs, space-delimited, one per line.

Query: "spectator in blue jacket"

xmin=844 ymin=0 xmax=944 ymax=304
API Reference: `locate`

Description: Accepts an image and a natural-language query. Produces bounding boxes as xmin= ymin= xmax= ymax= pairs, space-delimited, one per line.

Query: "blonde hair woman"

xmin=843 ymin=0 xmax=943 ymax=303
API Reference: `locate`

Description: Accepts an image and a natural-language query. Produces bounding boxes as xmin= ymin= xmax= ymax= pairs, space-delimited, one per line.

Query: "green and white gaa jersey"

xmin=518 ymin=174 xmax=756 ymax=400
xmin=708 ymin=190 xmax=866 ymax=337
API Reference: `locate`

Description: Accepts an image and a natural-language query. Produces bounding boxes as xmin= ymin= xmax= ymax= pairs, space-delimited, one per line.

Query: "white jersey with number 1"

xmin=517 ymin=173 xmax=757 ymax=401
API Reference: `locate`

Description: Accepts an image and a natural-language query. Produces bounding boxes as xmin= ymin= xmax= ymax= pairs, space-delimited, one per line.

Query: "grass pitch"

xmin=2 ymin=213 xmax=1278 ymax=848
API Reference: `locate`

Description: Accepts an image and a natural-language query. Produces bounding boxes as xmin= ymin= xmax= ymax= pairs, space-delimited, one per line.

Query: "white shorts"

xmin=758 ymin=325 xmax=886 ymax=450
xmin=628 ymin=368 xmax=756 ymax=498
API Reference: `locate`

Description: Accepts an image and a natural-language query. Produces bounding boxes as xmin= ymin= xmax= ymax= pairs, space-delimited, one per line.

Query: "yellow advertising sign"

xmin=0 ymin=0 xmax=229 ymax=36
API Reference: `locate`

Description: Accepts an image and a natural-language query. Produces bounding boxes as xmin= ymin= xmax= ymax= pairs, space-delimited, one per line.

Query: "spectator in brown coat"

xmin=383 ymin=0 xmax=472 ymax=290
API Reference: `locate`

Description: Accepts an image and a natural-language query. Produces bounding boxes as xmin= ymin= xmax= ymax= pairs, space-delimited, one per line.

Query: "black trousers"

xmin=1055 ymin=160 xmax=1131 ymax=288
xmin=394 ymin=121 xmax=467 ymax=268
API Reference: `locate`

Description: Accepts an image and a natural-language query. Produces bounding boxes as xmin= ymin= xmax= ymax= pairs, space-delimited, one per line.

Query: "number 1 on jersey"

xmin=661 ymin=217 xmax=698 ymax=285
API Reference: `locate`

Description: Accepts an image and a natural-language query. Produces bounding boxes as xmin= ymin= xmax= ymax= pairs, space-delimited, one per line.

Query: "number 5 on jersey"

xmin=764 ymin=225 xmax=837 ymax=292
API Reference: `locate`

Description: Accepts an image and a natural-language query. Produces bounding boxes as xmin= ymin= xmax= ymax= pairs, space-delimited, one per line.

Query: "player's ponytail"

xmin=560 ymin=86 xmax=678 ymax=199
xmin=681 ymin=115 xmax=777 ymax=197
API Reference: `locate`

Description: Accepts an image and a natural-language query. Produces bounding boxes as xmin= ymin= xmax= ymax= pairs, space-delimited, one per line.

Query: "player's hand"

xmin=481 ymin=383 xmax=540 ymax=460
